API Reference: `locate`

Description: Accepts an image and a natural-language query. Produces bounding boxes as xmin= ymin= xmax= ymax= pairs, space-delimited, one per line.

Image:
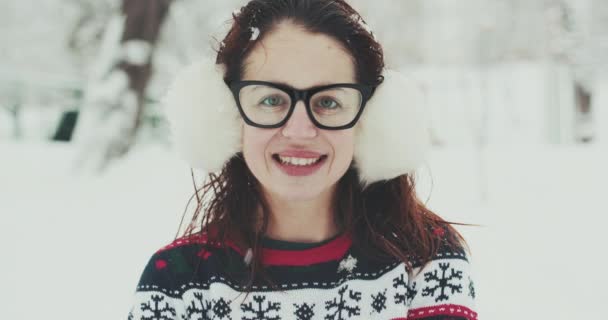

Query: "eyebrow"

xmin=264 ymin=80 xmax=341 ymax=90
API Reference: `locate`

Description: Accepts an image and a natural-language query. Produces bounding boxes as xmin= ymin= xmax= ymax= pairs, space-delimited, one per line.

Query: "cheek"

xmin=242 ymin=127 xmax=260 ymax=159
xmin=330 ymin=130 xmax=355 ymax=163
xmin=242 ymin=126 xmax=274 ymax=168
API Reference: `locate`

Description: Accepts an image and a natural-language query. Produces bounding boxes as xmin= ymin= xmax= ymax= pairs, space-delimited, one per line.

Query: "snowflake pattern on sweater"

xmin=127 ymin=229 xmax=477 ymax=320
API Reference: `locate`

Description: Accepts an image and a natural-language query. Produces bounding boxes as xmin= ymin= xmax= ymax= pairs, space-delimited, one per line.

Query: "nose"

xmin=281 ymin=100 xmax=317 ymax=139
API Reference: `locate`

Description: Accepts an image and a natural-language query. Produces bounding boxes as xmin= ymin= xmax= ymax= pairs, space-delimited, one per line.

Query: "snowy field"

xmin=1 ymin=141 xmax=607 ymax=319
xmin=2 ymin=0 xmax=607 ymax=318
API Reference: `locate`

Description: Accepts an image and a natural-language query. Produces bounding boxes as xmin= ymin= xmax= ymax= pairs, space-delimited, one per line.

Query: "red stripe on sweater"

xmin=157 ymin=231 xmax=353 ymax=266
xmin=260 ymin=232 xmax=352 ymax=266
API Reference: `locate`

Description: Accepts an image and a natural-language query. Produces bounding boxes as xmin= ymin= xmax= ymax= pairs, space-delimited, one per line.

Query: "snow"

xmin=249 ymin=26 xmax=260 ymax=41
xmin=1 ymin=0 xmax=607 ymax=319
xmin=121 ymin=39 xmax=152 ymax=66
xmin=1 ymin=142 xmax=192 ymax=320
xmin=1 ymin=141 xmax=607 ymax=319
xmin=350 ymin=13 xmax=375 ymax=39
xmin=406 ymin=62 xmax=585 ymax=145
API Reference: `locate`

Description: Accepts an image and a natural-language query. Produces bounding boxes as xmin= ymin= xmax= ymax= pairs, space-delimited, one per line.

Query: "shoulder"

xmin=128 ymin=232 xmax=246 ymax=319
xmin=406 ymin=225 xmax=477 ymax=319
xmin=134 ymin=239 xmax=199 ymax=296
xmin=128 ymin=240 xmax=195 ymax=320
xmin=136 ymin=232 xmax=245 ymax=292
xmin=154 ymin=229 xmax=246 ymax=256
xmin=422 ymin=224 xmax=475 ymax=284
xmin=135 ymin=234 xmax=212 ymax=292
xmin=154 ymin=232 xmax=217 ymax=254
xmin=433 ymin=224 xmax=471 ymax=263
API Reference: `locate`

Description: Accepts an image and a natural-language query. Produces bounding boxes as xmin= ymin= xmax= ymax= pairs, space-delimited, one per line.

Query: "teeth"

xmin=277 ymin=156 xmax=322 ymax=166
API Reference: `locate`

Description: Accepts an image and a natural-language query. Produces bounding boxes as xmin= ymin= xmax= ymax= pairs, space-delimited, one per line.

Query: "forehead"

xmin=242 ymin=21 xmax=356 ymax=88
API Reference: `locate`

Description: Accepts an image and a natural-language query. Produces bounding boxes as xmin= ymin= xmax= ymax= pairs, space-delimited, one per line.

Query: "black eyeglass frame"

xmin=228 ymin=80 xmax=377 ymax=130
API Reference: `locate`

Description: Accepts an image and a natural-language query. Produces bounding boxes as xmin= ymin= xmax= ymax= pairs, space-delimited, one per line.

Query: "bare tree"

xmin=72 ymin=0 xmax=173 ymax=172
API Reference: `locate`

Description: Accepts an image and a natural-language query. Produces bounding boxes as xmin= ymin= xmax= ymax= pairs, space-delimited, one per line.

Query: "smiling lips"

xmin=272 ymin=150 xmax=328 ymax=176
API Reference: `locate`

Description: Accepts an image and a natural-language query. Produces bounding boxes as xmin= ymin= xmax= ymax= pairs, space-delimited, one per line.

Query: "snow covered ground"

xmin=1 ymin=141 xmax=606 ymax=319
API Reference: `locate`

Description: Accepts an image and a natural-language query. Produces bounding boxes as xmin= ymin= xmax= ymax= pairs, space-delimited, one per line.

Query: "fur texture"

xmin=163 ymin=58 xmax=431 ymax=184
xmin=163 ymin=59 xmax=242 ymax=173
xmin=353 ymin=69 xmax=432 ymax=185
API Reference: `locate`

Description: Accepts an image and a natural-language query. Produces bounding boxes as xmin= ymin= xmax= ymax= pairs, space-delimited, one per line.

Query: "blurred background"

xmin=1 ymin=0 xmax=606 ymax=319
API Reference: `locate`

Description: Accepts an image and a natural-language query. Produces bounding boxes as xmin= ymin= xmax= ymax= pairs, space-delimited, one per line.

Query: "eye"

xmin=317 ymin=97 xmax=340 ymax=109
xmin=260 ymin=96 xmax=284 ymax=106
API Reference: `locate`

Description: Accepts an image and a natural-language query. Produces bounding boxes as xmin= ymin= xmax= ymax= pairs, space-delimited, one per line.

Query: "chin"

xmin=268 ymin=184 xmax=326 ymax=202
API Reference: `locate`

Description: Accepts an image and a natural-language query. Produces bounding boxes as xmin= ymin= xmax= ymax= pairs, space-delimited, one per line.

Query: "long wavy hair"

xmin=177 ymin=0 xmax=470 ymax=298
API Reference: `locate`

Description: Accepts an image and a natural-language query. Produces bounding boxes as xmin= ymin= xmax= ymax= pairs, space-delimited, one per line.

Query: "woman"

xmin=128 ymin=1 xmax=477 ymax=319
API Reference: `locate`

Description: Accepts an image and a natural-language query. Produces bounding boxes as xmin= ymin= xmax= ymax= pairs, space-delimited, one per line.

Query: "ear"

xmin=353 ymin=69 xmax=432 ymax=186
xmin=162 ymin=58 xmax=242 ymax=172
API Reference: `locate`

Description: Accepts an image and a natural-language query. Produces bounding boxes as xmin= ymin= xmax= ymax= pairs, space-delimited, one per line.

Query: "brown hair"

xmin=177 ymin=0 xmax=471 ymax=299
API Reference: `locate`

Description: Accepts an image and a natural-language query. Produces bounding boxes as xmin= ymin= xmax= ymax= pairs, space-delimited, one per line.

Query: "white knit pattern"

xmin=128 ymin=258 xmax=476 ymax=320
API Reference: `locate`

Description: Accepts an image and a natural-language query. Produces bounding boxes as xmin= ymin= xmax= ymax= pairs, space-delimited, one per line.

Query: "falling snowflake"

xmin=244 ymin=248 xmax=253 ymax=266
xmin=337 ymin=255 xmax=357 ymax=274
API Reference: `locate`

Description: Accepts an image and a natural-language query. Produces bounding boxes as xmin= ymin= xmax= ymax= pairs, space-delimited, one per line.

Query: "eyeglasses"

xmin=229 ymin=80 xmax=376 ymax=130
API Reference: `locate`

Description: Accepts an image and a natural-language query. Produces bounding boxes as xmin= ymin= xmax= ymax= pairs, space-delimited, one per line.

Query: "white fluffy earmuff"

xmin=353 ymin=69 xmax=432 ymax=185
xmin=163 ymin=58 xmax=432 ymax=184
xmin=163 ymin=58 xmax=242 ymax=173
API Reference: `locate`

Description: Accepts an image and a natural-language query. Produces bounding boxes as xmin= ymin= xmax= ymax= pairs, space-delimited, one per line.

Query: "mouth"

xmin=273 ymin=154 xmax=327 ymax=165
xmin=271 ymin=154 xmax=328 ymax=176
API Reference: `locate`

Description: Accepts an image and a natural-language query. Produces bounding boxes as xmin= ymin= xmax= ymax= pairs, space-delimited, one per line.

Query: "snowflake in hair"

xmin=249 ymin=27 xmax=260 ymax=41
xmin=349 ymin=13 xmax=375 ymax=39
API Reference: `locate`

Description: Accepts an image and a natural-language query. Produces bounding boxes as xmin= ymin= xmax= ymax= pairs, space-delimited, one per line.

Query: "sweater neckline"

xmin=260 ymin=231 xmax=352 ymax=266
xmin=160 ymin=229 xmax=353 ymax=267
xmin=260 ymin=232 xmax=343 ymax=250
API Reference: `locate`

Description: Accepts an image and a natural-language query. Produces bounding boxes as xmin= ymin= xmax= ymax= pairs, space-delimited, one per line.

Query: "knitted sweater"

xmin=127 ymin=228 xmax=477 ymax=320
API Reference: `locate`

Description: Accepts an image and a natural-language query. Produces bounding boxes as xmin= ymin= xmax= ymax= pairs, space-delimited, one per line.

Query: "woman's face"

xmin=241 ymin=21 xmax=357 ymax=202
